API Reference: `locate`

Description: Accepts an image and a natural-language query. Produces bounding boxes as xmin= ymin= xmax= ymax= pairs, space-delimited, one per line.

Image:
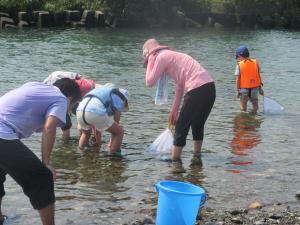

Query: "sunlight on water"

xmin=0 ymin=28 xmax=299 ymax=224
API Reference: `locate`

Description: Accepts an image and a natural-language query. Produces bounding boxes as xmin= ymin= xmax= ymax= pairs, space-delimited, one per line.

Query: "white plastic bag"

xmin=155 ymin=74 xmax=168 ymax=105
xmin=263 ymin=96 xmax=284 ymax=114
xmin=147 ymin=128 xmax=173 ymax=155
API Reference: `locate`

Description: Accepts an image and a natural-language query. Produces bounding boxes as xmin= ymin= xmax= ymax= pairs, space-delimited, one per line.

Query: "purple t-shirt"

xmin=0 ymin=82 xmax=67 ymax=140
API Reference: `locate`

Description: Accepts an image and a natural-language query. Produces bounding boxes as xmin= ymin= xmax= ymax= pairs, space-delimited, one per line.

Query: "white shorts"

xmin=77 ymin=111 xmax=114 ymax=131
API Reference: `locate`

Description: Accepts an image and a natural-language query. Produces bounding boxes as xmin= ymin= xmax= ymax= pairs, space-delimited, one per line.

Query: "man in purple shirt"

xmin=0 ymin=78 xmax=81 ymax=225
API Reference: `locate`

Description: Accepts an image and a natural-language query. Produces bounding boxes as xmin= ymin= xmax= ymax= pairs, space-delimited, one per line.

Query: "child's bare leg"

xmin=78 ymin=129 xmax=91 ymax=149
xmin=106 ymin=122 xmax=124 ymax=154
xmin=240 ymin=94 xmax=248 ymax=111
xmin=93 ymin=128 xmax=102 ymax=148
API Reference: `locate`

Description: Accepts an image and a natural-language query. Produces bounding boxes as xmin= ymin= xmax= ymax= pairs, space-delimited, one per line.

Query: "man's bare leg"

xmin=39 ymin=203 xmax=55 ymax=225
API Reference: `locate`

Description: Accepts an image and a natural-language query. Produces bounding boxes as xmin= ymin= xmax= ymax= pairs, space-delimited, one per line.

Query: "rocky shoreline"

xmin=199 ymin=201 xmax=300 ymax=225
xmin=127 ymin=199 xmax=300 ymax=225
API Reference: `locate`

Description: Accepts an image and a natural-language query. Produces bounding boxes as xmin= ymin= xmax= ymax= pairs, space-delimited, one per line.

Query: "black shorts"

xmin=174 ymin=82 xmax=216 ymax=147
xmin=0 ymin=138 xmax=55 ymax=209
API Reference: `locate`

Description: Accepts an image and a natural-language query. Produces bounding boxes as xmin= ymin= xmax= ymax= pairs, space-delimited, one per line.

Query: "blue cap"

xmin=236 ymin=45 xmax=249 ymax=58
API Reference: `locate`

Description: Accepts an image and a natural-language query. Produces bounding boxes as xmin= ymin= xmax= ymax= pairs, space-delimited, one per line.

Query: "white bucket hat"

xmin=119 ymin=88 xmax=129 ymax=111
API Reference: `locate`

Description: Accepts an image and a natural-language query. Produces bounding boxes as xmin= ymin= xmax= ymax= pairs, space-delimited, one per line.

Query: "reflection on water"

xmin=227 ymin=113 xmax=262 ymax=173
xmin=0 ymin=28 xmax=300 ymax=224
xmin=52 ymin=139 xmax=129 ymax=196
xmin=164 ymin=158 xmax=206 ymax=193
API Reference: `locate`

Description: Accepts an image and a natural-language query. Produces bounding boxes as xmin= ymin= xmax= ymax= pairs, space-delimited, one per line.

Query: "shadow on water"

xmin=227 ymin=112 xmax=262 ymax=173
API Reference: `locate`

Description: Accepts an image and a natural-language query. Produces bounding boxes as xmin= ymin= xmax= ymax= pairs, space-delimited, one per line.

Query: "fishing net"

xmin=263 ymin=96 xmax=284 ymax=114
xmin=147 ymin=128 xmax=173 ymax=155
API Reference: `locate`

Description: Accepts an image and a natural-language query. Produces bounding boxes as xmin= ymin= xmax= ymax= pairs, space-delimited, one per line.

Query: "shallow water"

xmin=0 ymin=28 xmax=299 ymax=224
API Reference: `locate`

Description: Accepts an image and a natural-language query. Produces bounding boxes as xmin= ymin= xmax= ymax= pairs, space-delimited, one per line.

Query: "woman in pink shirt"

xmin=143 ymin=39 xmax=216 ymax=161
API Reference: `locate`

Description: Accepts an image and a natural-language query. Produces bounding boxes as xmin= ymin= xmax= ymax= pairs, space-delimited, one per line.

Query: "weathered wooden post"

xmin=81 ymin=10 xmax=95 ymax=27
xmin=53 ymin=11 xmax=65 ymax=26
xmin=95 ymin=11 xmax=105 ymax=27
xmin=18 ymin=12 xmax=29 ymax=28
xmin=0 ymin=16 xmax=16 ymax=29
xmin=38 ymin=12 xmax=51 ymax=27
xmin=65 ymin=10 xmax=81 ymax=26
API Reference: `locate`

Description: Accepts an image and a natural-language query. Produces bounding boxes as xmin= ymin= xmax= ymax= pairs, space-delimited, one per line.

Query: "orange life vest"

xmin=238 ymin=59 xmax=261 ymax=88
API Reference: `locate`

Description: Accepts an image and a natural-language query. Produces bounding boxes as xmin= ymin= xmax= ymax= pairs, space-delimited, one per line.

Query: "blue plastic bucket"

xmin=155 ymin=180 xmax=206 ymax=225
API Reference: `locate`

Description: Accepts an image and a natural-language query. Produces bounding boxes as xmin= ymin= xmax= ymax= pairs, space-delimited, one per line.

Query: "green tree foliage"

xmin=0 ymin=0 xmax=299 ymax=28
xmin=0 ymin=0 xmax=43 ymax=11
xmin=43 ymin=0 xmax=83 ymax=12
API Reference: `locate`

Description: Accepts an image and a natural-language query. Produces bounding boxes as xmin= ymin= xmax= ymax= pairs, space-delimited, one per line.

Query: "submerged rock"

xmin=249 ymin=202 xmax=263 ymax=209
xmin=230 ymin=209 xmax=248 ymax=215
xmin=231 ymin=217 xmax=243 ymax=224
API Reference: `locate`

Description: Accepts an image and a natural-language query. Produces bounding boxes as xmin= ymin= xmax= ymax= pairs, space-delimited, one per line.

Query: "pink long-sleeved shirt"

xmin=145 ymin=49 xmax=214 ymax=118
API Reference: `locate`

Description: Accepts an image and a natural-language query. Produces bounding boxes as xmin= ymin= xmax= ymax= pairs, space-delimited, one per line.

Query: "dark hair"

xmin=241 ymin=51 xmax=249 ymax=58
xmin=53 ymin=78 xmax=81 ymax=102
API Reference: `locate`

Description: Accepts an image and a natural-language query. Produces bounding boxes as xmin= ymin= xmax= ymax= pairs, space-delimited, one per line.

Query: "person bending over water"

xmin=44 ymin=70 xmax=96 ymax=139
xmin=0 ymin=78 xmax=81 ymax=225
xmin=143 ymin=38 xmax=215 ymax=161
xmin=76 ymin=86 xmax=129 ymax=156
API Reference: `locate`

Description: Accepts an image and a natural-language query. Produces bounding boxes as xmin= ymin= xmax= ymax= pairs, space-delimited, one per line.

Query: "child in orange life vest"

xmin=235 ymin=45 xmax=264 ymax=113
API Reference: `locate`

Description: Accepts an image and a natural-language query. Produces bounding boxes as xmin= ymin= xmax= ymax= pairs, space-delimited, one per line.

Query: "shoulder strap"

xmin=84 ymin=88 xmax=125 ymax=117
xmin=85 ymin=93 xmax=108 ymax=108
xmin=82 ymin=96 xmax=93 ymax=126
xmin=110 ymin=89 xmax=126 ymax=102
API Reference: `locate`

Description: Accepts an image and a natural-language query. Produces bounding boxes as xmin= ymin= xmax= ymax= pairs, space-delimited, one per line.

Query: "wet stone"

xmin=254 ymin=221 xmax=264 ymax=225
xmin=249 ymin=202 xmax=263 ymax=209
xmin=230 ymin=209 xmax=248 ymax=215
xmin=268 ymin=213 xmax=283 ymax=220
xmin=231 ymin=217 xmax=243 ymax=224
xmin=296 ymin=191 xmax=300 ymax=199
xmin=196 ymin=214 xmax=202 ymax=220
xmin=142 ymin=218 xmax=154 ymax=224
xmin=131 ymin=220 xmax=143 ymax=225
xmin=66 ymin=219 xmax=74 ymax=224
xmin=204 ymin=222 xmax=224 ymax=225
